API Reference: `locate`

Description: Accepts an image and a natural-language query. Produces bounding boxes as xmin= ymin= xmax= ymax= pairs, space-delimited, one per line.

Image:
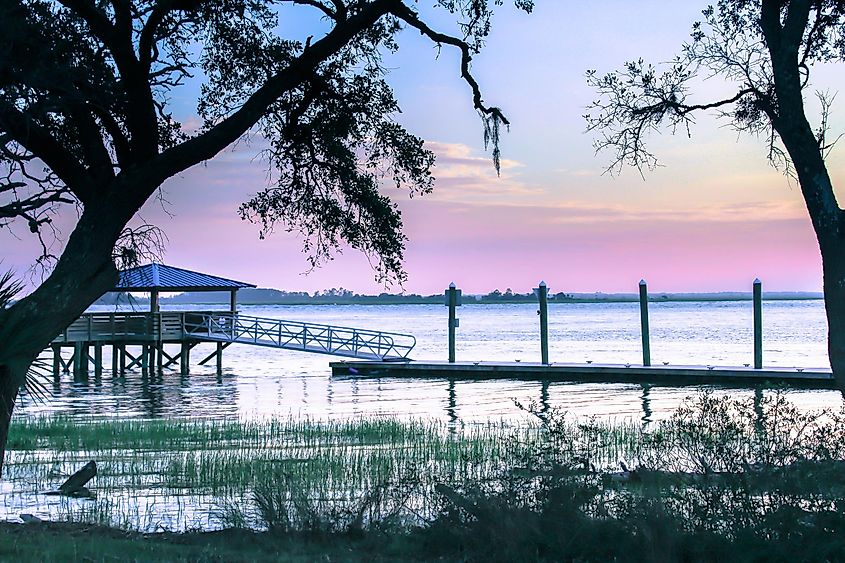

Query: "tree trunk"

xmin=821 ymin=243 xmax=845 ymax=390
xmin=0 ymin=202 xmax=128 ymax=478
xmin=0 ymin=364 xmax=22 ymax=479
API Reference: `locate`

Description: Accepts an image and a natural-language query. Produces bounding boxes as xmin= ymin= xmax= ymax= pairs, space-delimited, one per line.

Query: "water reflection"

xmin=540 ymin=381 xmax=550 ymax=418
xmin=754 ymin=387 xmax=765 ymax=435
xmin=640 ymin=384 xmax=652 ymax=424
xmin=20 ymin=366 xmax=845 ymax=424
xmin=17 ymin=301 xmax=844 ymax=422
xmin=446 ymin=379 xmax=458 ymax=425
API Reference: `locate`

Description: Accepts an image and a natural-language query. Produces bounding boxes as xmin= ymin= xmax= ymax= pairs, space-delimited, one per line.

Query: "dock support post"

xmin=141 ymin=345 xmax=149 ymax=376
xmin=639 ymin=280 xmax=651 ymax=367
xmin=111 ymin=345 xmax=118 ymax=375
xmin=52 ymin=345 xmax=62 ymax=377
xmin=446 ymin=283 xmax=459 ymax=363
xmin=180 ymin=342 xmax=190 ymax=374
xmin=73 ymin=342 xmax=89 ymax=378
xmin=156 ymin=343 xmax=163 ymax=375
xmin=119 ymin=345 xmax=126 ymax=374
xmin=753 ymin=278 xmax=763 ymax=369
xmin=536 ymin=281 xmax=549 ymax=364
xmin=94 ymin=343 xmax=103 ymax=378
xmin=216 ymin=342 xmax=223 ymax=375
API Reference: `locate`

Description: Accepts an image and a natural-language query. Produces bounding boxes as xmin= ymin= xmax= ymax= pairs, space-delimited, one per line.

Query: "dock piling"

xmin=94 ymin=343 xmax=103 ymax=378
xmin=111 ymin=344 xmax=118 ymax=375
xmin=639 ymin=280 xmax=651 ymax=367
xmin=445 ymin=283 xmax=461 ymax=363
xmin=216 ymin=342 xmax=223 ymax=375
xmin=141 ymin=345 xmax=149 ymax=376
xmin=73 ymin=342 xmax=89 ymax=378
xmin=180 ymin=342 xmax=190 ymax=374
xmin=753 ymin=278 xmax=763 ymax=369
xmin=536 ymin=281 xmax=549 ymax=364
xmin=52 ymin=344 xmax=61 ymax=377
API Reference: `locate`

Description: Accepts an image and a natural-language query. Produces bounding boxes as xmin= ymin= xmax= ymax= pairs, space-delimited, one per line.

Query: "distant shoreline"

xmin=95 ymin=288 xmax=825 ymax=307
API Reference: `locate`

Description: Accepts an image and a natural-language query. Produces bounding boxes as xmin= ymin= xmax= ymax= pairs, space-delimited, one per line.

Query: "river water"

xmin=18 ymin=300 xmax=843 ymax=424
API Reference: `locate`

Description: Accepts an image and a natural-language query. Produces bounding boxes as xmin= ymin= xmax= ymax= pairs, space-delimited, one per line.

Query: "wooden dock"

xmin=50 ymin=311 xmax=416 ymax=378
xmin=329 ymin=360 xmax=837 ymax=389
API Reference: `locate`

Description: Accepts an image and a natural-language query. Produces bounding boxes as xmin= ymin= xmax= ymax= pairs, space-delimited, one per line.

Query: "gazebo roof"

xmin=114 ymin=263 xmax=256 ymax=292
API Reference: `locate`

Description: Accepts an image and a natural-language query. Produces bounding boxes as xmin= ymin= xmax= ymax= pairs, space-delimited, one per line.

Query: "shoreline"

xmin=94 ymin=294 xmax=826 ymax=307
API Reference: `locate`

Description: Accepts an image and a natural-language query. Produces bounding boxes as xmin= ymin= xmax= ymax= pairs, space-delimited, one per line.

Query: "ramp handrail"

xmin=182 ymin=312 xmax=415 ymax=361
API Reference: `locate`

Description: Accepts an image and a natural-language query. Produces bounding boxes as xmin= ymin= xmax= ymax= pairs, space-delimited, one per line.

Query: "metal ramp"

xmin=182 ymin=312 xmax=415 ymax=361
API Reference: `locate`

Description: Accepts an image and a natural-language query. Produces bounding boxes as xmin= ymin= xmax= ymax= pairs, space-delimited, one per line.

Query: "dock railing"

xmin=182 ymin=312 xmax=415 ymax=361
xmin=54 ymin=311 xmax=416 ymax=361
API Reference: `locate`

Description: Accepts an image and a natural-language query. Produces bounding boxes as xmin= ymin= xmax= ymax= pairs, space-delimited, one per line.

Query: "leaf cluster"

xmin=1 ymin=0 xmax=529 ymax=283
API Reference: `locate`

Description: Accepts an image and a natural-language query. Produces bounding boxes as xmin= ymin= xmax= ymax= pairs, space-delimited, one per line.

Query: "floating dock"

xmin=330 ymin=360 xmax=837 ymax=389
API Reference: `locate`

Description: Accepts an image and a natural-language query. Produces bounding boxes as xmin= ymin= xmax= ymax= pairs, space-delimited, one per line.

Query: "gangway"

xmin=182 ymin=312 xmax=415 ymax=361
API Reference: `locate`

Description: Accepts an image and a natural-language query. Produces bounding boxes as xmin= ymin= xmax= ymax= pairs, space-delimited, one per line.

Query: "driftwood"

xmin=43 ymin=461 xmax=97 ymax=497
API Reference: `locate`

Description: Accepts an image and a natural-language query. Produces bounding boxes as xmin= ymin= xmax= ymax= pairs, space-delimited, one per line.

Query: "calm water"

xmin=19 ymin=300 xmax=843 ymax=423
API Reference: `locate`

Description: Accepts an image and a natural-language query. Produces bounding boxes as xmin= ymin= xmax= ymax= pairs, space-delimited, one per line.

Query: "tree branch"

xmin=388 ymin=1 xmax=509 ymax=126
xmin=69 ymin=104 xmax=115 ymax=181
xmin=291 ymin=0 xmax=337 ymax=20
xmin=59 ymin=0 xmax=159 ymax=160
xmin=633 ymin=88 xmax=757 ymax=117
xmin=145 ymin=0 xmax=396 ymax=197
xmin=89 ymin=105 xmax=132 ymax=167
xmin=0 ymin=101 xmax=91 ymax=200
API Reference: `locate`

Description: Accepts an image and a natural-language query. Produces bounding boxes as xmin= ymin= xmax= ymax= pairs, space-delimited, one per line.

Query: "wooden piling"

xmin=537 ymin=281 xmax=549 ymax=365
xmin=639 ymin=280 xmax=651 ymax=367
xmin=447 ymin=283 xmax=458 ymax=363
xmin=52 ymin=344 xmax=62 ymax=377
xmin=94 ymin=343 xmax=103 ymax=378
xmin=111 ymin=345 xmax=118 ymax=375
xmin=73 ymin=342 xmax=89 ymax=377
xmin=180 ymin=342 xmax=190 ymax=374
xmin=141 ymin=344 xmax=149 ymax=376
xmin=753 ymin=278 xmax=762 ymax=369
xmin=216 ymin=342 xmax=223 ymax=375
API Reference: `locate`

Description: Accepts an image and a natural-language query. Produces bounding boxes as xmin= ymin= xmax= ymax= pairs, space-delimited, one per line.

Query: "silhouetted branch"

xmin=389 ymin=1 xmax=509 ymax=173
xmin=113 ymin=223 xmax=168 ymax=269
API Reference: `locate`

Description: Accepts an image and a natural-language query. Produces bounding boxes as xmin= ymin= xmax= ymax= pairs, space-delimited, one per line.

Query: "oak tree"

xmin=0 ymin=0 xmax=531 ymax=476
xmin=586 ymin=0 xmax=845 ymax=391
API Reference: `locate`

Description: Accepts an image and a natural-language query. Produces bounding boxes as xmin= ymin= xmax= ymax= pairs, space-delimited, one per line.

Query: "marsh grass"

xmin=4 ymin=416 xmax=574 ymax=531
xmin=4 ymin=391 xmax=845 ymax=549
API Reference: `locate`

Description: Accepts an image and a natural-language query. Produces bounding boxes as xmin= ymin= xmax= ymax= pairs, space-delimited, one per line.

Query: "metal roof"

xmin=114 ymin=263 xmax=256 ymax=292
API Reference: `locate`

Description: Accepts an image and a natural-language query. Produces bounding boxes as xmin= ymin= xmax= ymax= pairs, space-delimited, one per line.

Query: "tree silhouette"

xmin=586 ymin=0 xmax=845 ymax=391
xmin=0 ymin=0 xmax=532 ymax=476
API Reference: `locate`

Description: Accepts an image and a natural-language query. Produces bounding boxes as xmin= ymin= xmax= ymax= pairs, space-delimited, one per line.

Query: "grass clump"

xmin=420 ymin=391 xmax=845 ymax=561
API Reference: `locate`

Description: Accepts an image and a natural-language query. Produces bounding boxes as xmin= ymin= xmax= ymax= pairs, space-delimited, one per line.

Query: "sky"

xmin=5 ymin=1 xmax=845 ymax=295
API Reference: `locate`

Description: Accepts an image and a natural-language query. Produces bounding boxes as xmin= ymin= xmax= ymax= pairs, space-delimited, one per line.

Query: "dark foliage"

xmin=0 ymin=0 xmax=532 ymax=478
xmin=1 ymin=0 xmax=531 ymax=282
xmin=419 ymin=392 xmax=845 ymax=562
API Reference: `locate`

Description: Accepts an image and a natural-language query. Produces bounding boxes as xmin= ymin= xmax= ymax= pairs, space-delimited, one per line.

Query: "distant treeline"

xmin=94 ymin=286 xmax=824 ymax=306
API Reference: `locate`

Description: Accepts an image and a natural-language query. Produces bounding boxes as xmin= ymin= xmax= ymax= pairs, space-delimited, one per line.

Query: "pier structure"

xmin=52 ymin=263 xmax=416 ymax=378
xmin=52 ymin=263 xmax=255 ymax=378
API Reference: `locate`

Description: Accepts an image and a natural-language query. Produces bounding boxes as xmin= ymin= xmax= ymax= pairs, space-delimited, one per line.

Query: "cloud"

xmin=422 ymin=141 xmax=544 ymax=203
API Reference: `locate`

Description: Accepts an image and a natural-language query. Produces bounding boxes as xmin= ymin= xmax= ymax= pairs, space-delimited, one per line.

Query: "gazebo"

xmin=52 ymin=263 xmax=256 ymax=378
xmin=114 ymin=263 xmax=255 ymax=312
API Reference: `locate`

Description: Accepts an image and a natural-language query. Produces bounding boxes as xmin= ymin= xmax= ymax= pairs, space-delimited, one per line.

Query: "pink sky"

xmin=3 ymin=1 xmax=843 ymax=295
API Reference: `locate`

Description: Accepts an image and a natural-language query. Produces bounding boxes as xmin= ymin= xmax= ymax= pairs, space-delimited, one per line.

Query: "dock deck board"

xmin=330 ymin=360 xmax=837 ymax=389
